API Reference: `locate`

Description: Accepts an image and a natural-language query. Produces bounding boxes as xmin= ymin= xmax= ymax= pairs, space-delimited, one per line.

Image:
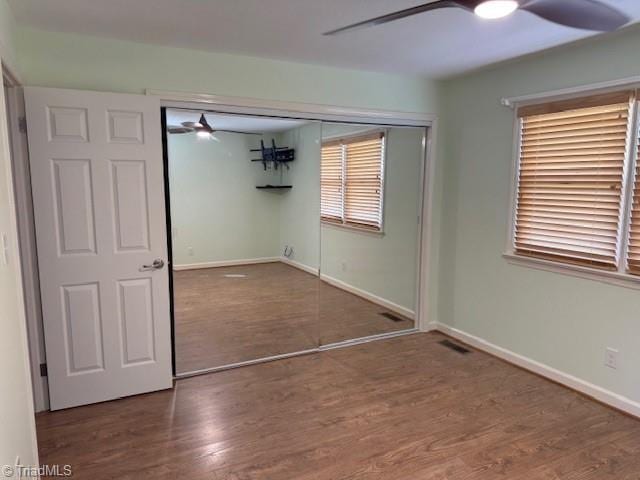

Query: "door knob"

xmin=140 ymin=259 xmax=165 ymax=272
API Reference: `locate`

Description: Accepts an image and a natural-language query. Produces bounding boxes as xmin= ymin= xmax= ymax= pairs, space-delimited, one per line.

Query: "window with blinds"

xmin=513 ymin=92 xmax=634 ymax=270
xmin=321 ymin=132 xmax=385 ymax=231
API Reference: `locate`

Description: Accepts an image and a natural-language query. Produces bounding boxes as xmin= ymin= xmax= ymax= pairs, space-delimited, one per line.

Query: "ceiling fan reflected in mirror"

xmin=167 ymin=113 xmax=263 ymax=137
xmin=323 ymin=0 xmax=630 ymax=35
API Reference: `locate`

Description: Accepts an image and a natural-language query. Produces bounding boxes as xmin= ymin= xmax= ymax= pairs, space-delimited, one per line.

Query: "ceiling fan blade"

xmin=216 ymin=130 xmax=263 ymax=135
xmin=168 ymin=126 xmax=194 ymax=134
xmin=323 ymin=0 xmax=465 ymax=35
xmin=198 ymin=114 xmax=215 ymax=133
xmin=520 ymin=0 xmax=629 ymax=31
xmin=181 ymin=121 xmax=201 ymax=128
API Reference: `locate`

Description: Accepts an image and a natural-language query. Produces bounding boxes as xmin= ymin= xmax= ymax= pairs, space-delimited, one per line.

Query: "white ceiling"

xmin=166 ymin=110 xmax=310 ymax=133
xmin=8 ymin=0 xmax=640 ymax=78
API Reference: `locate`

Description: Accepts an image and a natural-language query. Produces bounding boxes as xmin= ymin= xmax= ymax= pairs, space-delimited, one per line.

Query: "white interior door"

xmin=25 ymin=87 xmax=172 ymax=410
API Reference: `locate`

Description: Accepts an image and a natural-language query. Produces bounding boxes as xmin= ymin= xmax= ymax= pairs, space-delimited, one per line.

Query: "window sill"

xmin=503 ymin=252 xmax=640 ymax=291
xmin=321 ymin=220 xmax=385 ymax=236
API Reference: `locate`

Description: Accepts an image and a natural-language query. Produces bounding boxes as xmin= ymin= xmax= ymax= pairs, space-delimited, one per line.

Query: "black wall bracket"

xmin=251 ymin=139 xmax=295 ymax=170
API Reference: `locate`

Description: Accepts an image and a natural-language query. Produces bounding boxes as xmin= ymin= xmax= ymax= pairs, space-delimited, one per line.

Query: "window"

xmin=321 ymin=132 xmax=385 ymax=231
xmin=511 ymin=90 xmax=640 ymax=278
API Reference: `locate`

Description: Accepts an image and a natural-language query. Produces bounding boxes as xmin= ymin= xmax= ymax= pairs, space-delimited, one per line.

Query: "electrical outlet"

xmin=187 ymin=247 xmax=194 ymax=257
xmin=605 ymin=348 xmax=619 ymax=370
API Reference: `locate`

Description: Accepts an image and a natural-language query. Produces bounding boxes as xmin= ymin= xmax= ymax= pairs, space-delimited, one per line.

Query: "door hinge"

xmin=40 ymin=363 xmax=48 ymax=377
xmin=18 ymin=116 xmax=27 ymax=134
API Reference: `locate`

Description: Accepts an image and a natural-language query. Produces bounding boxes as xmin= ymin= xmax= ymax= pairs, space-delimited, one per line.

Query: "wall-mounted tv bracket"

xmin=251 ymin=139 xmax=295 ymax=171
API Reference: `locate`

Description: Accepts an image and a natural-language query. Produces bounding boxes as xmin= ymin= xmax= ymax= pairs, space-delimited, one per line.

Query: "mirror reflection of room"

xmin=319 ymin=123 xmax=424 ymax=345
xmin=167 ymin=110 xmax=321 ymax=374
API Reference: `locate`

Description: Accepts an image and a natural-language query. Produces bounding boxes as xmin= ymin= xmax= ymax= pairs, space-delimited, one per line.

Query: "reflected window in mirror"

xmin=321 ymin=131 xmax=385 ymax=232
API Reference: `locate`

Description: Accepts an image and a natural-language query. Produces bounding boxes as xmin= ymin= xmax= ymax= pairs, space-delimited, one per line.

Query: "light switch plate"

xmin=1 ymin=232 xmax=8 ymax=266
xmin=605 ymin=347 xmax=619 ymax=370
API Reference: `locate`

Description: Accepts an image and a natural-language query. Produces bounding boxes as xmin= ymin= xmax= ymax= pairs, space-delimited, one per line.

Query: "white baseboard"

xmin=279 ymin=257 xmax=320 ymax=276
xmin=434 ymin=322 xmax=640 ymax=419
xmin=173 ymin=257 xmax=280 ymax=271
xmin=320 ymin=273 xmax=415 ymax=320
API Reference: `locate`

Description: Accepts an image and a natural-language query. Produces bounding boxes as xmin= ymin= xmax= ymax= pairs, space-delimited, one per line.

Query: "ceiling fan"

xmin=324 ymin=0 xmax=630 ymax=35
xmin=167 ymin=113 xmax=262 ymax=137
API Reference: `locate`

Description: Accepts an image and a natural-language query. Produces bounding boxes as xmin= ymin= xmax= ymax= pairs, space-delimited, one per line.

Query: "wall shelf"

xmin=256 ymin=185 xmax=293 ymax=190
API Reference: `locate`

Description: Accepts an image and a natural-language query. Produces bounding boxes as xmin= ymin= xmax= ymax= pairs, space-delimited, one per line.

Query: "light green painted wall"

xmin=440 ymin=26 xmax=640 ymax=403
xmin=0 ymin=0 xmax=39 ymax=469
xmin=279 ymin=123 xmax=321 ymax=270
xmin=168 ymin=132 xmax=283 ymax=265
xmin=320 ymin=124 xmax=424 ymax=313
xmin=0 ymin=0 xmax=17 ymax=71
xmin=15 ymin=27 xmax=441 ymax=114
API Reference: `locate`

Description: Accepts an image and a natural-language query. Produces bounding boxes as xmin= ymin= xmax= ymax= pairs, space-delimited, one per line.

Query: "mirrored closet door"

xmin=167 ymin=111 xmax=425 ymax=375
xmin=167 ymin=110 xmax=321 ymax=374
xmin=318 ymin=122 xmax=424 ymax=345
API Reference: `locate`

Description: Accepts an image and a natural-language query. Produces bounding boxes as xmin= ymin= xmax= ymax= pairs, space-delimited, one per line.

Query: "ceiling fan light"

xmin=196 ymin=130 xmax=211 ymax=139
xmin=474 ymin=0 xmax=518 ymax=19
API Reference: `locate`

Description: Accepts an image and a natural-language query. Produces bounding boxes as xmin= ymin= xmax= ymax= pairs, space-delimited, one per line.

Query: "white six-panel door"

xmin=25 ymin=87 xmax=172 ymax=410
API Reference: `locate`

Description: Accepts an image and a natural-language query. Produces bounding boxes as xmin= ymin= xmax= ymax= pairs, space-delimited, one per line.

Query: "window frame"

xmin=504 ymin=90 xmax=640 ymax=289
xmin=320 ymin=128 xmax=387 ymax=234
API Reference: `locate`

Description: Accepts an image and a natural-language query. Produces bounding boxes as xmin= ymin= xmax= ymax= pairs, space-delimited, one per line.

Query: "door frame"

xmin=3 ymin=68 xmax=51 ymax=413
xmin=150 ymin=90 xmax=438 ymax=376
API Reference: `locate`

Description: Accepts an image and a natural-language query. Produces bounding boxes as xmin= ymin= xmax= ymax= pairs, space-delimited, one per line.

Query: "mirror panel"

xmin=168 ymin=111 xmax=425 ymax=374
xmin=168 ymin=110 xmax=321 ymax=373
xmin=319 ymin=123 xmax=424 ymax=345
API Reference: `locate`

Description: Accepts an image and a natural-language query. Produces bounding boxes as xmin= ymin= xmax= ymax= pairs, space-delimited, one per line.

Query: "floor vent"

xmin=380 ymin=312 xmax=404 ymax=322
xmin=439 ymin=339 xmax=471 ymax=354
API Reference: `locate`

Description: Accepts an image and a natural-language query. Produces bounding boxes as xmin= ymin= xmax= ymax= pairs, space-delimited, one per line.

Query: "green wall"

xmin=440 ymin=26 xmax=640 ymax=403
xmin=279 ymin=123 xmax=322 ymax=270
xmin=168 ymin=132 xmax=283 ymax=265
xmin=15 ymin=27 xmax=441 ymax=114
xmin=0 ymin=0 xmax=17 ymax=71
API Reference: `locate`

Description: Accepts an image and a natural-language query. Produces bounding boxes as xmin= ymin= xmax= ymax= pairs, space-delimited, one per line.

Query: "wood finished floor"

xmin=36 ymin=332 xmax=640 ymax=479
xmin=173 ymin=262 xmax=414 ymax=373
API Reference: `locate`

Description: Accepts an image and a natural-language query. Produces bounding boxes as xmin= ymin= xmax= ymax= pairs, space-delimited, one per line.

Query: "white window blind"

xmin=514 ymin=92 xmax=633 ymax=270
xmin=321 ymin=132 xmax=385 ymax=231
xmin=628 ymin=141 xmax=640 ymax=275
xmin=320 ymin=142 xmax=343 ymax=222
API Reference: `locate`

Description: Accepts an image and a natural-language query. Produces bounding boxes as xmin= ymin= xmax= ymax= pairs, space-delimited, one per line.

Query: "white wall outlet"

xmin=605 ymin=347 xmax=619 ymax=370
xmin=187 ymin=247 xmax=194 ymax=257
